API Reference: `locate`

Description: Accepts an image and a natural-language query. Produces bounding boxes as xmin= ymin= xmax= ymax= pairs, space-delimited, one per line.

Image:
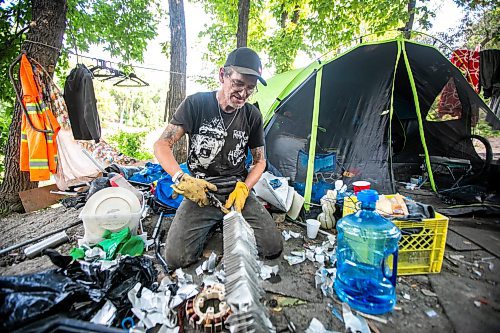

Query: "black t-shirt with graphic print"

xmin=170 ymin=91 xmax=264 ymax=178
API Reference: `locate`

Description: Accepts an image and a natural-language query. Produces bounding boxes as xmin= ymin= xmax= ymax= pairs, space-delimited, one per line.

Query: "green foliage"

xmin=0 ymin=0 xmax=160 ymax=109
xmin=0 ymin=101 xmax=12 ymax=181
xmin=160 ymin=41 xmax=171 ymax=60
xmin=474 ymin=119 xmax=500 ymax=138
xmin=94 ymin=82 xmax=165 ymax=128
xmin=0 ymin=1 xmax=30 ymax=145
xmin=0 ymin=101 xmax=13 ymax=151
xmin=193 ymin=74 xmax=219 ymax=90
xmin=108 ymin=130 xmax=153 ymax=160
xmin=66 ymin=0 xmax=160 ymax=63
xmin=196 ymin=0 xmax=432 ymax=74
xmin=445 ymin=0 xmax=499 ymax=49
xmin=195 ymin=0 xmax=266 ymax=66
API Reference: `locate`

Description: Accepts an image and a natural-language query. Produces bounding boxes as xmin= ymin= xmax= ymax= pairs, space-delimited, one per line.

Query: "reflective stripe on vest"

xmin=29 ymin=159 xmax=49 ymax=169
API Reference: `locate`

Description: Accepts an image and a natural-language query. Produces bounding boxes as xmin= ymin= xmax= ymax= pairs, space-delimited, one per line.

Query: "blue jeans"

xmin=164 ymin=192 xmax=283 ymax=268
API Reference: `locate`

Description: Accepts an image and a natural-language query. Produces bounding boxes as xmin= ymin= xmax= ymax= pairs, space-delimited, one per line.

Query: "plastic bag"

xmin=254 ymin=172 xmax=294 ymax=211
xmin=86 ymin=177 xmax=111 ymax=200
xmin=128 ymin=162 xmax=166 ymax=183
xmin=106 ymin=163 xmax=143 ymax=180
xmin=0 ymin=269 xmax=93 ymax=330
xmin=0 ymin=251 xmax=157 ymax=331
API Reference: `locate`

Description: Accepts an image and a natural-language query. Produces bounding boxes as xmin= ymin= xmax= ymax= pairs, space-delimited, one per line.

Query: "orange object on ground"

xmin=19 ymin=54 xmax=60 ymax=181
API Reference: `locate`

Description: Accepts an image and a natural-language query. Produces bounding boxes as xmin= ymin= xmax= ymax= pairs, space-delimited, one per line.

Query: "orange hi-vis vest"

xmin=19 ymin=54 xmax=61 ymax=181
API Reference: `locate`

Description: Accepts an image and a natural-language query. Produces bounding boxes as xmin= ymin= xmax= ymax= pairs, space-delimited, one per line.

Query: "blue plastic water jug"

xmin=334 ymin=190 xmax=401 ymax=315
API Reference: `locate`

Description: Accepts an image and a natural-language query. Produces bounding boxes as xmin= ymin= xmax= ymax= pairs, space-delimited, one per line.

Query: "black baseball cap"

xmin=224 ymin=47 xmax=267 ymax=86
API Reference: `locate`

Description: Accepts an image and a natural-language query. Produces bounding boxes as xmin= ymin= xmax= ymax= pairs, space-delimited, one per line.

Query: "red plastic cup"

xmin=353 ymin=181 xmax=371 ymax=195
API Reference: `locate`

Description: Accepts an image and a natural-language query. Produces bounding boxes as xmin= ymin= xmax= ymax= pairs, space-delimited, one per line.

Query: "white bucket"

xmin=79 ymin=187 xmax=142 ymax=244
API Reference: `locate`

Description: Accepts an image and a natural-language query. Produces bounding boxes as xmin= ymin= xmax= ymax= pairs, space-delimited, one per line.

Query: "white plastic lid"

xmin=79 ymin=187 xmax=142 ymax=243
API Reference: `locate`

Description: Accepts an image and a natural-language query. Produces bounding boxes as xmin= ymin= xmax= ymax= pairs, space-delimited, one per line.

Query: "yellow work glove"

xmin=224 ymin=181 xmax=249 ymax=212
xmin=172 ymin=174 xmax=217 ymax=207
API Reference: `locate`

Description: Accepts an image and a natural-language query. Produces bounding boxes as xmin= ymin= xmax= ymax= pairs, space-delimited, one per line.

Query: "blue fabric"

xmin=245 ymin=148 xmax=253 ymax=170
xmin=297 ymin=150 xmax=336 ymax=173
xmin=294 ymin=180 xmax=335 ymax=203
xmin=129 ymin=162 xmax=168 ymax=183
xmin=155 ymin=163 xmax=190 ymax=209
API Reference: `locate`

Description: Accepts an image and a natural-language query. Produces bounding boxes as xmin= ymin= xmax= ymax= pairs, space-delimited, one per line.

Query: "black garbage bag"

xmin=0 ymin=251 xmax=157 ymax=331
xmin=45 ymin=250 xmax=157 ymax=317
xmin=439 ymin=203 xmax=500 ymax=217
xmin=61 ymin=194 xmax=87 ymax=209
xmin=13 ymin=314 xmax=125 ymax=333
xmin=438 ymin=185 xmax=488 ymax=204
xmin=105 ymin=163 xmax=143 ymax=180
xmin=0 ymin=269 xmax=95 ymax=331
xmin=86 ymin=177 xmax=111 ymax=200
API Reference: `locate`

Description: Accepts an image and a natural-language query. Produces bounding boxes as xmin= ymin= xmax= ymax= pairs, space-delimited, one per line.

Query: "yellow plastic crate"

xmin=342 ymin=196 xmax=448 ymax=275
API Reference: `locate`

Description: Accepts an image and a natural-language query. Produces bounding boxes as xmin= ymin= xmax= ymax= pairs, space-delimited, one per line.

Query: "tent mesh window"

xmin=427 ymin=78 xmax=463 ymax=121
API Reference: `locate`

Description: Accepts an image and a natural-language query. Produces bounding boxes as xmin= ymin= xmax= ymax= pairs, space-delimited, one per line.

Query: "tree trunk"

xmin=291 ymin=5 xmax=300 ymax=24
xmin=404 ymin=0 xmax=416 ymax=39
xmin=0 ymin=0 xmax=67 ymax=217
xmin=237 ymin=0 xmax=250 ymax=47
xmin=165 ymin=0 xmax=187 ymax=162
xmin=280 ymin=10 xmax=288 ymax=29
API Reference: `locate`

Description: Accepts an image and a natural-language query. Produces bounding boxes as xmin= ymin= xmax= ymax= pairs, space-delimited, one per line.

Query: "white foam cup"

xmin=306 ymin=219 xmax=321 ymax=239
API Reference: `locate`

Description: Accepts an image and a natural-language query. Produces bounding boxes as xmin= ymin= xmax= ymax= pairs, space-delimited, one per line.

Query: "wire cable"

xmin=22 ymin=39 xmax=213 ymax=78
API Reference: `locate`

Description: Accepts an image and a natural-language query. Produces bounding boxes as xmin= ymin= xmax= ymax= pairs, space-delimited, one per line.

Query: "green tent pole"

xmin=401 ymin=40 xmax=437 ymax=191
xmin=304 ymin=69 xmax=323 ymax=211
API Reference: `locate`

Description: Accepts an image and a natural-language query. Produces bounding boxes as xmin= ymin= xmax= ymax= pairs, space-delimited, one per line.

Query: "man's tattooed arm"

xmin=154 ymin=124 xmax=186 ymax=175
xmin=245 ymin=146 xmax=267 ymax=190
xmin=159 ymin=124 xmax=185 ymax=148
xmin=250 ymin=146 xmax=265 ymax=165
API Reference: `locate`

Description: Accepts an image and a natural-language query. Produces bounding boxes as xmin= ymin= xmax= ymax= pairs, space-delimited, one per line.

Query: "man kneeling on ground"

xmin=154 ymin=47 xmax=283 ymax=269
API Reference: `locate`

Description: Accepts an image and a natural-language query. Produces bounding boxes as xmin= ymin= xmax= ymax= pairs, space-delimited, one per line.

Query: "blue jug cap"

xmin=357 ymin=189 xmax=379 ymax=203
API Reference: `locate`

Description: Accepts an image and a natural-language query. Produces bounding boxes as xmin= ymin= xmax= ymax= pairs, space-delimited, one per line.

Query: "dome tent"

xmin=255 ymin=38 xmax=498 ymax=208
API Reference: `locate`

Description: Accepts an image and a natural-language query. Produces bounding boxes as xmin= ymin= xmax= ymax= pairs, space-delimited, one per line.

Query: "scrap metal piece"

xmin=284 ymin=254 xmax=306 ymax=265
xmin=185 ymin=283 xmax=231 ymax=332
xmin=223 ymin=211 xmax=275 ymax=333
xmin=90 ymin=300 xmax=116 ymax=326
xmin=305 ymin=317 xmax=337 ymax=333
xmin=342 ymin=303 xmax=371 ymax=333
xmin=207 ymin=191 xmax=230 ymax=214
xmin=282 ymin=230 xmax=301 ymax=241
xmin=127 ymin=282 xmax=178 ymax=329
xmin=260 ymin=264 xmax=279 ymax=280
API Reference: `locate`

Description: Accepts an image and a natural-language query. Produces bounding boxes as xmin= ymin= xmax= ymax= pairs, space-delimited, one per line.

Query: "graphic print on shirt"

xmin=228 ymin=129 xmax=249 ymax=166
xmin=189 ymin=117 xmax=225 ymax=170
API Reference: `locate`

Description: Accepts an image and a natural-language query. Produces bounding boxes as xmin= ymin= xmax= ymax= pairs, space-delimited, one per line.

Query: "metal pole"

xmin=24 ymin=231 xmax=69 ymax=258
xmin=82 ymin=149 xmax=106 ymax=173
xmin=0 ymin=220 xmax=82 ymax=256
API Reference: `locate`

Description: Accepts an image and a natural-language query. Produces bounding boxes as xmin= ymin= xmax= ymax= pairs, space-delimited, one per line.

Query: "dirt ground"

xmin=1 ymin=187 xmax=500 ymax=332
xmin=475 ymin=136 xmax=500 ymax=161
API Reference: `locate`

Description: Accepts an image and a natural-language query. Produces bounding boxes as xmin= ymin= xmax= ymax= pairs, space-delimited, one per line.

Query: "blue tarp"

xmin=154 ymin=163 xmax=190 ymax=209
xmin=129 ymin=162 xmax=168 ymax=183
xmin=129 ymin=162 xmax=190 ymax=209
